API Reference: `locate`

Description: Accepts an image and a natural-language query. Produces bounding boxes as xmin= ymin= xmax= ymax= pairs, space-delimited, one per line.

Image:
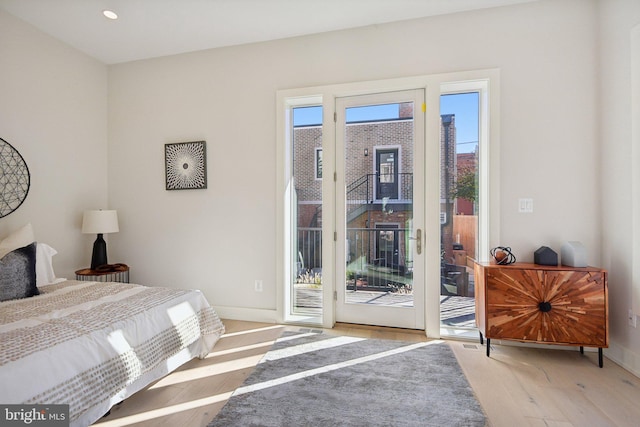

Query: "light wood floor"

xmin=96 ymin=320 xmax=640 ymax=427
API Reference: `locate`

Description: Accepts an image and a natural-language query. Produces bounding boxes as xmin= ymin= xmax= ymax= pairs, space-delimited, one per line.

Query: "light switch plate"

xmin=518 ymin=198 xmax=533 ymax=213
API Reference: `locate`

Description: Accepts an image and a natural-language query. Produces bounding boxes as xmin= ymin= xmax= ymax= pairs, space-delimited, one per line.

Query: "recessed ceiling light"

xmin=103 ymin=10 xmax=118 ymax=20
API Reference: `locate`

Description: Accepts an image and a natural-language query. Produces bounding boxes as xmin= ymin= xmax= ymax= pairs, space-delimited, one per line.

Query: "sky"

xmin=293 ymin=92 xmax=479 ymax=154
xmin=440 ymin=92 xmax=479 ymax=154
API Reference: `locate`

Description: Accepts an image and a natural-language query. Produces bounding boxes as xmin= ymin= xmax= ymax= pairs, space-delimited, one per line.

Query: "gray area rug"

xmin=208 ymin=331 xmax=486 ymax=426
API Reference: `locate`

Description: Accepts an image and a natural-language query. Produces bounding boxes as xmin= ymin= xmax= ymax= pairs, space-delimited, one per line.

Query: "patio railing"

xmin=297 ymin=225 xmax=471 ymax=296
xmin=297 ymin=226 xmax=413 ymax=286
xmin=346 ymin=173 xmax=413 ymax=217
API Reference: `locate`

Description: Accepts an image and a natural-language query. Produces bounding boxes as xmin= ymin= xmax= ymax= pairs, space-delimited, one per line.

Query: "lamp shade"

xmin=82 ymin=210 xmax=119 ymax=234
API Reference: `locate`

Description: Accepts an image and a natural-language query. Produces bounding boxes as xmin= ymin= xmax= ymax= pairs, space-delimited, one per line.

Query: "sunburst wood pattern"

xmin=475 ymin=263 xmax=608 ymax=348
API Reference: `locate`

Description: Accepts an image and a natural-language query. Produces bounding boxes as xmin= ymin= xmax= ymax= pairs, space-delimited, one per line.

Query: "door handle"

xmin=409 ymin=229 xmax=422 ymax=255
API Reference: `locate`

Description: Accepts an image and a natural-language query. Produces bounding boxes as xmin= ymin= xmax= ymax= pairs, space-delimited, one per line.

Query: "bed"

xmin=0 ymin=225 xmax=225 ymax=427
xmin=0 ymin=279 xmax=225 ymax=426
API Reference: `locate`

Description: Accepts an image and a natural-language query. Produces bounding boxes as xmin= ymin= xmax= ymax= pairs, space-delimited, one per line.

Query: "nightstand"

xmin=75 ymin=264 xmax=130 ymax=283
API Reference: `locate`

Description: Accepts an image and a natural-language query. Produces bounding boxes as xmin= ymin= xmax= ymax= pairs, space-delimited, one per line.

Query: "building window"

xmin=315 ymin=148 xmax=323 ymax=180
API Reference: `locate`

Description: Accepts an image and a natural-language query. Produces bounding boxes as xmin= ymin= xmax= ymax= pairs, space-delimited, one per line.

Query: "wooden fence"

xmin=452 ymin=215 xmax=477 ymax=265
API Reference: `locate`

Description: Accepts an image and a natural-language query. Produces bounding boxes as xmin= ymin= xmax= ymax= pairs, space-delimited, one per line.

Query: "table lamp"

xmin=82 ymin=210 xmax=119 ymax=269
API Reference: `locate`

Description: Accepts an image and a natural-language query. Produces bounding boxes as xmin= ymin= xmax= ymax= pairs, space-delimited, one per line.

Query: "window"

xmin=315 ymin=148 xmax=323 ymax=180
xmin=439 ymin=78 xmax=496 ymax=338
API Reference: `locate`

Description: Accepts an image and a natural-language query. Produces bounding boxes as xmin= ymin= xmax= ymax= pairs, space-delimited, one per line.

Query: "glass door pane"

xmin=291 ymin=106 xmax=323 ymax=316
xmin=336 ymin=90 xmax=425 ymax=329
xmin=439 ymin=92 xmax=479 ymax=332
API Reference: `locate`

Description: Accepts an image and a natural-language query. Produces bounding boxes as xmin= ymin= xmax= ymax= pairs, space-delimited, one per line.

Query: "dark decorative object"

xmin=490 ymin=246 xmax=516 ymax=265
xmin=0 ymin=137 xmax=30 ymax=218
xmin=165 ymin=141 xmax=207 ymax=190
xmin=538 ymin=301 xmax=552 ymax=312
xmin=91 ymin=235 xmax=107 ymax=269
xmin=534 ymin=246 xmax=558 ymax=266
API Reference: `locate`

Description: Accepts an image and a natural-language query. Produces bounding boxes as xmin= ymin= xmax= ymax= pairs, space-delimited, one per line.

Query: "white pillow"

xmin=0 ymin=224 xmax=59 ymax=286
xmin=36 ymin=243 xmax=58 ymax=286
xmin=0 ymin=223 xmax=35 ymax=259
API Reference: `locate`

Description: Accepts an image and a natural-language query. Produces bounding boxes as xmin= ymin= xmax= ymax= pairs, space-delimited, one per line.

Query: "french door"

xmin=335 ymin=89 xmax=426 ymax=329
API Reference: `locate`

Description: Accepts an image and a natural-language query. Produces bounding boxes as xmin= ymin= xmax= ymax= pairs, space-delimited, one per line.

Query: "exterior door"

xmin=335 ymin=89 xmax=425 ymax=329
xmin=376 ymin=149 xmax=399 ymax=200
xmin=375 ymin=223 xmax=399 ymax=269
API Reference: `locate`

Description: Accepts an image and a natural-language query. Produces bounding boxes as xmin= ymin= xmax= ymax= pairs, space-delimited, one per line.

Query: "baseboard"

xmin=212 ymin=305 xmax=278 ymax=324
xmin=605 ymin=341 xmax=640 ymax=378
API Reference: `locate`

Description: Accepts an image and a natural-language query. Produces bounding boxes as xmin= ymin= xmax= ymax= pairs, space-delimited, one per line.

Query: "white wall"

xmin=108 ymin=0 xmax=601 ymax=311
xmin=0 ymin=10 xmax=108 ymax=279
xmin=599 ymin=0 xmax=640 ymax=375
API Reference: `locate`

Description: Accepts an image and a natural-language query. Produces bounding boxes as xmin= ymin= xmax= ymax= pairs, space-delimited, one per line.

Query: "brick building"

xmin=293 ymin=124 xmax=323 ymax=229
xmin=293 ymin=105 xmax=471 ymax=280
xmin=441 ymin=114 xmax=457 ymax=263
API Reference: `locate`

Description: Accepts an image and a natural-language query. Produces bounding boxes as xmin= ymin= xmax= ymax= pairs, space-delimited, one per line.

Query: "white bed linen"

xmin=0 ymin=280 xmax=225 ymax=427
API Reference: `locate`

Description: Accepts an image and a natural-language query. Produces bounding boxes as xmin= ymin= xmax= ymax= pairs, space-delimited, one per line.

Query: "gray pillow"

xmin=0 ymin=242 xmax=38 ymax=302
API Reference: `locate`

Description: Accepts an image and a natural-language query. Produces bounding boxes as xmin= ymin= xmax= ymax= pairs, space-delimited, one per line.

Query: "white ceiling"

xmin=0 ymin=0 xmax=535 ymax=64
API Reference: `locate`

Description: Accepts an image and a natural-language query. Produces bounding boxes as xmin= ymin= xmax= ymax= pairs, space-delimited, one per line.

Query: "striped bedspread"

xmin=0 ymin=280 xmax=225 ymax=427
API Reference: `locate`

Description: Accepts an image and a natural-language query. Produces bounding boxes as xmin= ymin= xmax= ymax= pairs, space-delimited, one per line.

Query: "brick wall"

xmin=440 ymin=114 xmax=456 ymax=200
xmin=344 ymin=119 xmax=414 ymax=199
xmin=293 ymin=125 xmax=322 ymax=203
xmin=440 ymin=114 xmax=457 ymax=263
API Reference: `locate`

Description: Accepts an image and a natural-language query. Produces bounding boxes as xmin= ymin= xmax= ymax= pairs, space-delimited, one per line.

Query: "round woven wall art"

xmin=0 ymin=137 xmax=31 ymax=218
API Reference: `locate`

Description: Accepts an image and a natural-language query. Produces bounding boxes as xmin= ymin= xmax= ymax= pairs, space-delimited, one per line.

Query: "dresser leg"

xmin=479 ymin=331 xmax=484 ymax=345
xmin=599 ymin=348 xmax=603 ymax=368
xmin=486 ymin=338 xmax=491 ymax=357
xmin=580 ymin=346 xmax=584 ymax=354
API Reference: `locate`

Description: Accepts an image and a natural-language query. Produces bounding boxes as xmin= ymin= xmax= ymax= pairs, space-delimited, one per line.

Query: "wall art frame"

xmin=0 ymin=137 xmax=31 ymax=218
xmin=164 ymin=141 xmax=207 ymax=190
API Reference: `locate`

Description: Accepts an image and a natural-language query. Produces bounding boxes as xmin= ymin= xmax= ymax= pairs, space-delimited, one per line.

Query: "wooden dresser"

xmin=474 ymin=261 xmax=608 ymax=367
